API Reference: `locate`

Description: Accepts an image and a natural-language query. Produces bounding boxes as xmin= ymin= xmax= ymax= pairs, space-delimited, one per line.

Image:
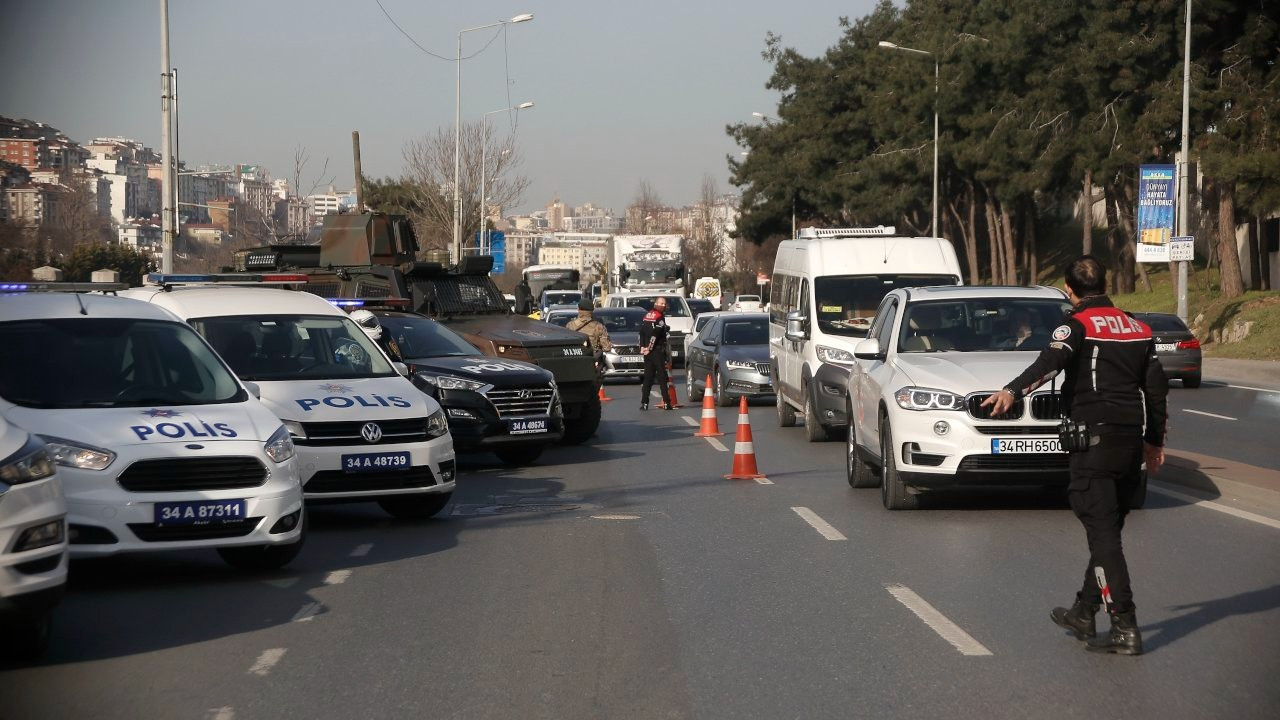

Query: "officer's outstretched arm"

xmin=1003 ymin=321 xmax=1081 ymax=398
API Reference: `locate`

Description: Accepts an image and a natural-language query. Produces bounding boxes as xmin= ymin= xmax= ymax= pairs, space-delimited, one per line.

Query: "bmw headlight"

xmin=426 ymin=408 xmax=449 ymax=439
xmin=894 ymin=387 xmax=965 ymax=411
xmin=725 ymin=359 xmax=756 ymax=370
xmin=816 ymin=345 xmax=856 ymax=366
xmin=421 ymin=374 xmax=489 ymax=392
xmin=0 ymin=436 xmax=56 ymax=486
xmin=40 ymin=436 xmax=116 ymax=471
xmin=264 ymin=425 xmax=296 ymax=463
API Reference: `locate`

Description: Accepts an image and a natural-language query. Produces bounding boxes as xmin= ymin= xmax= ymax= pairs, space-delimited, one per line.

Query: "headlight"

xmin=724 ymin=359 xmax=756 ymax=370
xmin=421 ymin=375 xmax=489 ymax=392
xmin=0 ymin=436 xmax=56 ymax=485
xmin=894 ymin=387 xmax=965 ymax=411
xmin=425 ymin=409 xmax=449 ymax=439
xmin=816 ymin=345 xmax=856 ymax=366
xmin=282 ymin=419 xmax=307 ymax=440
xmin=264 ymin=425 xmax=295 ymax=463
xmin=40 ymin=435 xmax=115 ymax=471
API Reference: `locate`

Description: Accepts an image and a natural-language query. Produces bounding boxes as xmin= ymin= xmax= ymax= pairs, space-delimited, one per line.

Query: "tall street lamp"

xmin=878 ymin=40 xmax=939 ymax=239
xmin=480 ymin=102 xmax=534 ymax=255
xmin=454 ymin=12 xmax=534 ymax=264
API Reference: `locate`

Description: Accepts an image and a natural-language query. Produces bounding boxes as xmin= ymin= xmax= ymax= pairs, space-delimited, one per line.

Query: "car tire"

xmin=880 ymin=419 xmax=918 ymax=510
xmin=218 ymin=513 xmax=306 ymax=571
xmin=715 ymin=369 xmax=733 ymax=407
xmin=803 ymin=387 xmax=828 ymax=442
xmin=378 ymin=492 xmax=452 ymax=520
xmin=1182 ymin=372 xmax=1201 ymax=389
xmin=561 ymin=394 xmax=602 ymax=445
xmin=846 ymin=405 xmax=878 ymax=488
xmin=776 ymin=381 xmax=797 ymax=427
xmin=495 ymin=445 xmax=544 ymax=466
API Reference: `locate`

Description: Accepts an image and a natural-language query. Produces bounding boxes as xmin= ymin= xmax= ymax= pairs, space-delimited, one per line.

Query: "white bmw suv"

xmin=845 ymin=286 xmax=1073 ymax=509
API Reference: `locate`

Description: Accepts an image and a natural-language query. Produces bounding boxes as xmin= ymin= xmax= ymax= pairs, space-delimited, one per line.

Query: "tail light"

xmin=1177 ymin=338 xmax=1200 ymax=350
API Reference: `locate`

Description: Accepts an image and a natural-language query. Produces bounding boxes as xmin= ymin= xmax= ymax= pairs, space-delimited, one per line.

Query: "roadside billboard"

xmin=1136 ymin=164 xmax=1176 ymax=262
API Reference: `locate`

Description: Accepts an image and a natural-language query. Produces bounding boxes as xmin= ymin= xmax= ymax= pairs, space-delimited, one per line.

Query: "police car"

xmin=123 ymin=275 xmax=457 ymax=519
xmin=0 ymin=415 xmax=66 ymax=659
xmin=0 ymin=285 xmax=305 ymax=570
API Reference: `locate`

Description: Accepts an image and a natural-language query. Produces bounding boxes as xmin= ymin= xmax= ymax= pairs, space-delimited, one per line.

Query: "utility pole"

xmin=172 ymin=66 xmax=179 ymax=226
xmin=1176 ymin=0 xmax=1192 ymax=322
xmin=159 ymin=0 xmax=174 ymax=273
xmin=352 ymin=131 xmax=363 ymax=212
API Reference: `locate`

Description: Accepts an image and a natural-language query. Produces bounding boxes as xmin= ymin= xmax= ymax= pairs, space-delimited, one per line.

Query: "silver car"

xmin=685 ymin=313 xmax=773 ymax=406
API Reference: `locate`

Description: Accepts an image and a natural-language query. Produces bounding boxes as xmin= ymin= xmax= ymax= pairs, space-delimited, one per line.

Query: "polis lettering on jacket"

xmin=132 ymin=421 xmax=238 ymax=441
xmin=295 ymin=394 xmax=413 ymax=412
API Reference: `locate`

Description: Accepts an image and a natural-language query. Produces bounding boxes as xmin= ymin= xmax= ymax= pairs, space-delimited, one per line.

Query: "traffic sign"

xmin=1169 ymin=236 xmax=1194 ymax=262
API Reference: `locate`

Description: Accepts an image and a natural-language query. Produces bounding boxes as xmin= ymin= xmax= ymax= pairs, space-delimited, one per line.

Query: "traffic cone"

xmin=725 ymin=396 xmax=765 ymax=480
xmin=660 ymin=358 xmax=682 ymax=409
xmin=598 ymin=384 xmax=612 ymax=403
xmin=694 ymin=373 xmax=724 ymax=437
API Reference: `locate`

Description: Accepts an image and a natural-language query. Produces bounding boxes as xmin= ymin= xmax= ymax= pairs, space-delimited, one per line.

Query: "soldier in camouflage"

xmin=566 ymin=299 xmax=613 ymax=367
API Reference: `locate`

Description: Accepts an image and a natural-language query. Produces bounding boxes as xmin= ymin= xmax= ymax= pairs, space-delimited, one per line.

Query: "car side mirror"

xmin=393 ymin=361 xmax=410 ymax=377
xmin=854 ymin=338 xmax=885 ymax=361
xmin=705 ymin=337 xmax=718 ymax=347
xmin=785 ymin=310 xmax=807 ymax=341
xmin=243 ymin=381 xmax=262 ymax=399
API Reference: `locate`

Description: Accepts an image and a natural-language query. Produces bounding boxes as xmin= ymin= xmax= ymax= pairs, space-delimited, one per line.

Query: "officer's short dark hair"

xmin=1065 ymin=255 xmax=1106 ymax=297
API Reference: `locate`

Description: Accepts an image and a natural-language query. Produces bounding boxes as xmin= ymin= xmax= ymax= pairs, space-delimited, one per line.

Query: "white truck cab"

xmin=0 ymin=286 xmax=305 ymax=571
xmin=769 ymin=226 xmax=963 ymax=441
xmin=124 ymin=275 xmax=456 ymax=519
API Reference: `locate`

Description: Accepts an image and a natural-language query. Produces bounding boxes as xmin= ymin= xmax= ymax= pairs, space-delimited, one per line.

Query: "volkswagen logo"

xmin=360 ymin=422 xmax=382 ymax=443
xmin=517 ymin=389 xmax=533 ymax=400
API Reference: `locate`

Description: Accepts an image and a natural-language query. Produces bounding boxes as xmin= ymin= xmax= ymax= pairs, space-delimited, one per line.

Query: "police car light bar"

xmin=146 ymin=273 xmax=309 ymax=286
xmin=1 ymin=282 xmax=128 ymax=292
xmin=799 ymin=226 xmax=896 ymax=238
xmin=325 ymin=298 xmax=411 ymax=309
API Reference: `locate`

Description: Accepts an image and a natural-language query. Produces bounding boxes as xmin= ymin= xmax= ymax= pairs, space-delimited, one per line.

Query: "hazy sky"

xmin=2 ymin=0 xmax=878 ymax=214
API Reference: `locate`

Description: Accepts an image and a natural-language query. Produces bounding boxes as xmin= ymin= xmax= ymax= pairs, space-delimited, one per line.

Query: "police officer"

xmin=638 ymin=297 xmax=673 ymax=411
xmin=513 ymin=278 xmax=533 ymax=316
xmin=982 ymin=255 xmax=1167 ymax=656
xmin=566 ymin=298 xmax=612 ymax=374
xmin=351 ymin=309 xmax=404 ymax=363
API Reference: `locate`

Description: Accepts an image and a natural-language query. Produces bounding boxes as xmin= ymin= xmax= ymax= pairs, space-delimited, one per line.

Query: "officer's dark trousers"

xmin=641 ymin=351 xmax=671 ymax=406
xmin=1068 ymin=428 xmax=1144 ymax=614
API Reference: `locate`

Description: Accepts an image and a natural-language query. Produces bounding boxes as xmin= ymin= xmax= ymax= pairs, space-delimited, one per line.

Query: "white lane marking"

xmin=1182 ymin=408 xmax=1238 ymax=421
xmin=324 ymin=570 xmax=352 ymax=585
xmin=706 ymin=437 xmax=729 ymax=452
xmin=591 ymin=514 xmax=642 ymax=520
xmin=248 ymin=648 xmax=287 ymax=676
xmin=755 ymin=477 xmax=774 ymax=485
xmin=208 ymin=708 xmax=235 ymax=720
xmin=291 ymin=602 xmax=322 ymax=622
xmin=884 ymin=584 xmax=993 ymax=657
xmin=350 ymin=543 xmax=373 ymax=558
xmin=790 ymin=506 xmax=847 ymax=541
xmin=1148 ymin=484 xmax=1280 ymax=531
xmin=1225 ymin=383 xmax=1280 ymax=394
xmin=681 ymin=416 xmax=698 ymax=427
xmin=262 ymin=577 xmax=299 ymax=589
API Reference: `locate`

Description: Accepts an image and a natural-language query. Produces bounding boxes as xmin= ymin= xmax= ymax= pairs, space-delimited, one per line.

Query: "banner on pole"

xmin=1136 ymin=164 xmax=1176 ymax=262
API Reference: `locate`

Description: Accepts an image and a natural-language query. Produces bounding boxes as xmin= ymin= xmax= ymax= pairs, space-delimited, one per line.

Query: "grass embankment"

xmin=1032 ymin=223 xmax=1280 ymax=360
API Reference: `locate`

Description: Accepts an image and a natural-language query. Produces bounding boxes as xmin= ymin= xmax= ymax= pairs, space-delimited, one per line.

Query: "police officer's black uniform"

xmin=638 ymin=307 xmax=673 ymax=410
xmin=995 ymin=289 xmax=1167 ymax=655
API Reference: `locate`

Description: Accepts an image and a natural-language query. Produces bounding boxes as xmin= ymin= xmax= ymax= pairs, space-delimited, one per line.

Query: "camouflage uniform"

xmin=566 ymin=313 xmax=613 ymax=354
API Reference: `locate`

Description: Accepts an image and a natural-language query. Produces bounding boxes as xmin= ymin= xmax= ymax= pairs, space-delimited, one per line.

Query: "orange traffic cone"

xmin=598 ymin=384 xmax=612 ymax=403
xmin=694 ymin=373 xmax=724 ymax=437
xmin=660 ymin=359 xmax=682 ymax=409
xmin=725 ymin=396 xmax=765 ymax=480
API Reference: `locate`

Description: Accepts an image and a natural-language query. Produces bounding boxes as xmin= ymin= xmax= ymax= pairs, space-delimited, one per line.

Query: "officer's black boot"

xmin=1086 ymin=610 xmax=1143 ymax=655
xmin=1050 ymin=596 xmax=1099 ymax=640
xmin=640 ymin=400 xmax=649 ymax=411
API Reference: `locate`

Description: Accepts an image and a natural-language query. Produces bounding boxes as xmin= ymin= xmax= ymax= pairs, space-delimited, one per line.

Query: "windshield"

xmin=630 ymin=262 xmax=682 ymax=283
xmin=737 ymin=295 xmax=760 ymax=303
xmin=0 ymin=318 xmax=244 ymax=409
xmin=622 ymin=296 xmax=690 ymax=317
xmin=546 ymin=312 xmax=576 ymax=327
xmin=543 ymin=291 xmax=581 ymax=306
xmin=721 ymin=318 xmax=769 ymax=345
xmin=897 ymin=299 xmax=1071 ymax=353
xmin=815 ymin=274 xmax=958 ymax=337
xmin=595 ymin=311 xmax=645 ymax=331
xmin=1135 ymin=314 xmax=1188 ymax=333
xmin=376 ymin=314 xmax=478 ymax=358
xmin=192 ymin=315 xmax=397 ymax=381
xmin=525 ymin=270 xmax=579 ymax=297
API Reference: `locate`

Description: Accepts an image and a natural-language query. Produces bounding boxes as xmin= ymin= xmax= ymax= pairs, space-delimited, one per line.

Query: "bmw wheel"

xmin=879 ymin=419 xmax=918 ymax=510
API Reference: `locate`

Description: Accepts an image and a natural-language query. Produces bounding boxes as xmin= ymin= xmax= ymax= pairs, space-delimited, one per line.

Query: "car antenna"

xmin=75 ymin=292 xmax=88 ymax=315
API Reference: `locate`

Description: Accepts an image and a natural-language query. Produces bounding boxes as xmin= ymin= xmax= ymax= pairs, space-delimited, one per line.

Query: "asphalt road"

xmin=1165 ymin=373 xmax=1280 ymax=470
xmin=2 ymin=375 xmax=1278 ymax=719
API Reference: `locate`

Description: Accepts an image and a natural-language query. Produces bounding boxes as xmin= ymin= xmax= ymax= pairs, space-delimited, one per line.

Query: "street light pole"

xmin=453 ymin=13 xmax=533 ymax=265
xmin=878 ymin=41 xmax=939 ymax=238
xmin=159 ymin=0 xmax=174 ymax=273
xmin=1177 ymin=0 xmax=1192 ymax=322
xmin=480 ymin=102 xmax=534 ymax=256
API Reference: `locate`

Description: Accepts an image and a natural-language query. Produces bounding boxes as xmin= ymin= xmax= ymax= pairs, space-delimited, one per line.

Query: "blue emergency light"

xmin=328 ymin=299 xmax=365 ymax=307
xmin=1 ymin=281 xmax=127 ymax=292
xmin=325 ymin=298 xmax=411 ymax=309
xmin=146 ymin=273 xmax=309 ymax=285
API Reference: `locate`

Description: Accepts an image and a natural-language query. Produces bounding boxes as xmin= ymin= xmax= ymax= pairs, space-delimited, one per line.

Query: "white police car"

xmin=123 ymin=275 xmax=456 ymax=519
xmin=0 ymin=415 xmax=66 ymax=659
xmin=0 ymin=286 xmax=305 ymax=570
